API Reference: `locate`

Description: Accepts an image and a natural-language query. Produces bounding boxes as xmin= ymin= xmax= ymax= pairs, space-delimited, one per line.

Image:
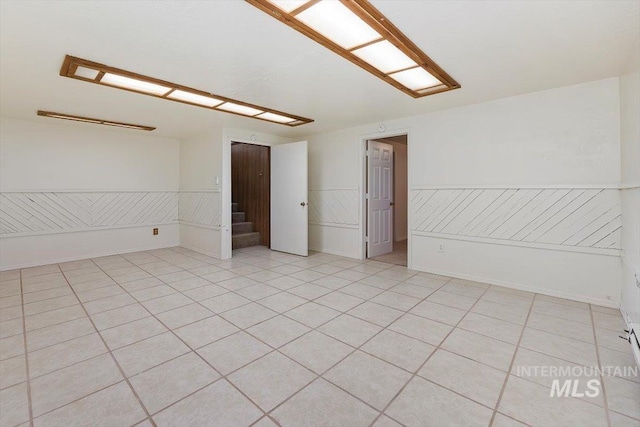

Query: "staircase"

xmin=232 ymin=202 xmax=262 ymax=249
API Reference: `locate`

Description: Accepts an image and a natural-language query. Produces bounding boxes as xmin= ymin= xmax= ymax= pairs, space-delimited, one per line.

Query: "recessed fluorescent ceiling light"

xmin=167 ymin=90 xmax=223 ymax=107
xmin=74 ymin=66 xmax=100 ymax=80
xmin=217 ymin=102 xmax=263 ymax=116
xmin=389 ymin=67 xmax=441 ymax=91
xmin=101 ymin=73 xmax=172 ymax=96
xmin=256 ymin=112 xmax=295 ymax=123
xmin=267 ymin=0 xmax=309 ymax=13
xmin=37 ymin=110 xmax=155 ymax=131
xmin=296 ymin=1 xmax=380 ymax=49
xmin=353 ymin=40 xmax=416 ymax=74
xmin=59 ymin=55 xmax=313 ymax=126
xmin=247 ymin=0 xmax=460 ymax=98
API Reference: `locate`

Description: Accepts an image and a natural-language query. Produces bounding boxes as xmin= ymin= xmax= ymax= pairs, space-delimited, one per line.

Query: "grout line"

xmin=18 ymin=269 xmax=35 ymax=427
xmin=59 ymin=267 xmax=157 ymax=427
xmin=488 ymin=293 xmax=536 ymax=427
xmin=590 ymin=304 xmax=613 ymax=427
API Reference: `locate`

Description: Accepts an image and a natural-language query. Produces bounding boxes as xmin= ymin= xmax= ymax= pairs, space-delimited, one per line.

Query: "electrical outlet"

xmin=153 ymin=228 xmax=158 ymax=235
xmin=438 ymin=243 xmax=445 ymax=253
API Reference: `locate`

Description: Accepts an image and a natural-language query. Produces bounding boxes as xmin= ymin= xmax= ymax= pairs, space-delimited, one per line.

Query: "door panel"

xmin=271 ymin=140 xmax=308 ymax=256
xmin=368 ymin=141 xmax=394 ymax=257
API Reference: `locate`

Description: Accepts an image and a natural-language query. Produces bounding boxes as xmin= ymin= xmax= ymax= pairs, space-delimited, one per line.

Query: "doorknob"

xmin=300 ymin=202 xmax=307 ymax=207
xmin=390 ymin=202 xmax=395 ymax=206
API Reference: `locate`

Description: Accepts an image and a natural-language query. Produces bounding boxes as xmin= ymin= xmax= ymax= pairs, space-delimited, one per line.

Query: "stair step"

xmin=232 ymin=212 xmax=245 ymax=223
xmin=232 ymin=203 xmax=239 ymax=213
xmin=232 ymin=221 xmax=253 ymax=234
xmin=232 ymin=232 xmax=262 ymax=249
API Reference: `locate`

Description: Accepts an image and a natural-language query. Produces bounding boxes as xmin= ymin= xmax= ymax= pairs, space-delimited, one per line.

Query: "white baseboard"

xmin=412 ymin=264 xmax=619 ymax=308
xmin=179 ymin=243 xmax=221 ymax=260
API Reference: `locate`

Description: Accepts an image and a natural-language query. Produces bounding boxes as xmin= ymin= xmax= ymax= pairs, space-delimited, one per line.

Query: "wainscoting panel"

xmin=411 ymin=188 xmax=621 ymax=250
xmin=309 ymin=189 xmax=359 ymax=228
xmin=0 ymin=192 xmax=178 ymax=237
xmin=178 ymin=191 xmax=221 ymax=229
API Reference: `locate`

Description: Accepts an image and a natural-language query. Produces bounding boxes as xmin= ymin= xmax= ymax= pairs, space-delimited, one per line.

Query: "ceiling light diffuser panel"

xmin=249 ymin=0 xmax=460 ymax=98
xmin=37 ymin=110 xmax=155 ymax=131
xmin=59 ymin=55 xmax=313 ymax=127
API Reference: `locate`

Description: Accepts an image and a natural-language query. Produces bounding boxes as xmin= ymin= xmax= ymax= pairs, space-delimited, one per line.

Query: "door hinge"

xmin=365 ymin=236 xmax=369 ymax=242
xmin=365 ymin=150 xmax=369 ymax=156
xmin=365 ymin=193 xmax=369 ymax=199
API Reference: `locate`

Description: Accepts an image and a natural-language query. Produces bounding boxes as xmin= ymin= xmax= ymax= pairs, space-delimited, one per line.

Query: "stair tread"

xmin=232 ymin=232 xmax=261 ymax=237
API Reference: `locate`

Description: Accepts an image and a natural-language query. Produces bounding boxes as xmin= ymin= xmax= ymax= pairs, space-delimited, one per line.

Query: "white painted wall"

xmin=392 ymin=141 xmax=408 ymax=242
xmin=619 ymin=45 xmax=640 ymax=325
xmin=0 ymin=117 xmax=180 ymax=269
xmin=304 ymin=78 xmax=623 ymax=306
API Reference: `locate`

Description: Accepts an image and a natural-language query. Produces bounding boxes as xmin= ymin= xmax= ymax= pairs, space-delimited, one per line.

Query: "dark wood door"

xmin=231 ymin=142 xmax=270 ymax=247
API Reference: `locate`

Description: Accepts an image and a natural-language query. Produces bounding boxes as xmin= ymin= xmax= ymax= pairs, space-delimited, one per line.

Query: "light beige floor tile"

xmin=359 ymin=276 xmax=400 ymax=290
xmin=22 ymin=271 xmax=62 ymax=283
xmin=531 ymin=299 xmax=591 ymax=325
xmin=442 ymin=328 xmax=516 ymax=371
xmin=22 ymin=280 xmax=67 ymax=295
xmin=30 ymin=353 xmax=123 ymax=417
xmin=599 ymin=346 xmax=640 ymax=383
xmin=91 ymin=304 xmax=150 ymax=330
xmin=119 ymin=277 xmax=165 ymax=293
xmin=427 ymin=289 xmax=478 ymax=311
xmin=0 ymin=355 xmax=26 ymax=389
xmin=253 ymin=415 xmax=278 ymax=427
xmin=113 ymin=332 xmax=190 ymax=377
xmin=197 ymin=331 xmax=272 ymax=375
xmin=536 ymin=294 xmax=589 ymax=309
xmin=409 ymin=300 xmax=466 ymax=325
xmin=0 ymin=317 xmax=24 ymax=339
xmin=289 ymin=269 xmax=325 ymax=282
xmin=389 ymin=283 xmax=437 ymax=299
xmin=388 ymin=313 xmax=453 ymax=346
xmin=472 ymin=299 xmax=530 ymax=325
xmin=284 ymin=302 xmax=341 ymax=328
xmin=76 ymin=285 xmax=125 ymax=303
xmin=228 ymin=352 xmax=315 ymax=411
xmin=217 ymin=277 xmax=260 ymax=292
xmin=272 ymin=378 xmax=378 ymax=427
xmin=372 ymin=414 xmax=403 ymax=427
xmin=167 ymin=277 xmax=212 ymax=292
xmin=311 ymin=276 xmax=352 ymax=290
xmin=371 ymin=291 xmax=421 ymax=311
xmin=498 ymin=375 xmax=607 ymax=426
xmin=235 ymin=283 xmax=281 ymax=301
xmin=361 ymin=329 xmax=435 ymax=372
xmin=419 ymin=349 xmax=506 ymax=408
xmin=480 ymin=289 xmax=533 ymax=308
xmin=155 ymin=303 xmax=213 ymax=329
xmin=511 ymin=348 xmax=604 ymax=407
xmin=0 ymin=381 xmax=29 ymax=426
xmin=0 ymin=334 xmax=25 ymax=360
xmin=596 ymin=327 xmax=631 ymax=353
xmin=246 ymin=315 xmax=310 ymax=348
xmin=325 ymin=350 xmax=411 ymax=410
xmin=257 ymin=292 xmax=307 ymax=313
xmin=101 ymin=317 xmax=168 ymax=350
xmin=129 ymin=352 xmax=219 ymax=414
xmin=141 ymin=293 xmax=193 ymax=314
xmin=609 ymin=411 xmax=640 ymax=427
xmin=220 ymin=303 xmax=278 ymax=329
xmin=245 ymin=270 xmax=284 ymax=283
xmin=24 ymin=304 xmax=85 ymax=332
xmin=314 ymin=291 xmax=365 ymax=312
xmin=33 ymin=381 xmax=146 ymax=427
xmin=153 ymin=379 xmax=262 ymax=427
xmin=65 ymin=272 xmax=109 ymax=286
xmin=318 ymin=314 xmax=382 ymax=347
xmin=183 ymin=284 xmax=229 ymax=302
xmin=604 ymin=376 xmax=640 ymax=419
xmin=174 ymin=316 xmax=239 ymax=349
xmin=0 ymin=270 xmax=21 ymax=281
xmin=0 ymin=305 xmax=23 ymax=322
xmin=492 ymin=413 xmax=529 ymax=427
xmin=520 ymin=328 xmax=598 ymax=367
xmin=348 ymin=301 xmax=404 ymax=327
xmin=130 ymin=285 xmax=177 ymax=302
xmin=83 ymin=293 xmax=136 ymax=315
xmin=264 ymin=276 xmax=306 ymax=291
xmin=458 ymin=312 xmax=523 ymax=344
xmin=526 ymin=310 xmax=595 ymax=343
xmin=441 ymin=281 xmax=487 ymax=298
xmin=28 ymin=332 xmax=107 ymax=378
xmin=280 ymin=330 xmax=353 ymax=374
xmin=199 ymin=292 xmax=250 ymax=313
xmin=386 ymin=376 xmax=494 ymax=426
xmin=340 ymin=283 xmax=385 ymax=299
xmin=200 ymin=270 xmax=240 ymax=284
xmin=0 ymin=281 xmax=21 ymax=298
xmin=22 ymin=286 xmax=72 ymax=304
xmin=593 ymin=311 xmax=627 ymax=331
xmin=287 ymin=283 xmax=333 ymax=300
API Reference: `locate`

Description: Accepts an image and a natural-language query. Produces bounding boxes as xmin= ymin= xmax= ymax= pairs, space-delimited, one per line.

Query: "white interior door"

xmin=271 ymin=140 xmax=308 ymax=256
xmin=367 ymin=140 xmax=394 ymax=257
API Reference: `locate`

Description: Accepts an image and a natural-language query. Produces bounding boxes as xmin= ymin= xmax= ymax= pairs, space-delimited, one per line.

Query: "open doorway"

xmin=231 ymin=142 xmax=270 ymax=251
xmin=365 ymin=134 xmax=408 ymax=266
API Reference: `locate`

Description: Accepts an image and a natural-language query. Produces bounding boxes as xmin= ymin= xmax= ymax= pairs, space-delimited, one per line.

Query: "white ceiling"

xmin=1 ymin=0 xmax=638 ymax=140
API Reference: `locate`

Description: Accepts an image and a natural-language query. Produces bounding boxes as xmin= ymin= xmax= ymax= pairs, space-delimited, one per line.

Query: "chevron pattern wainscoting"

xmin=0 ymin=192 xmax=179 ymax=237
xmin=178 ymin=191 xmax=221 ymax=229
xmin=309 ymin=189 xmax=359 ymax=228
xmin=411 ymin=188 xmax=621 ymax=251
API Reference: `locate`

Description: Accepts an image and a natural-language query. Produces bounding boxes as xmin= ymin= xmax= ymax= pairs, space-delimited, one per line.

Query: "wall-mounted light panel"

xmin=246 ymin=0 xmax=460 ymax=98
xmin=37 ymin=110 xmax=156 ymax=131
xmin=60 ymin=55 xmax=314 ymax=127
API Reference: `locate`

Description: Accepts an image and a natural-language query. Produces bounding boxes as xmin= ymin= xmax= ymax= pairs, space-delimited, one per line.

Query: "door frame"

xmin=222 ymin=136 xmax=275 ymax=259
xmin=359 ymin=129 xmax=412 ymax=269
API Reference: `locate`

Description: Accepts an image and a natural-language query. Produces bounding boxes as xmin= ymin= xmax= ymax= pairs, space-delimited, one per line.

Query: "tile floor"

xmin=0 ymin=246 xmax=638 ymax=427
xmin=369 ymin=240 xmax=407 ymax=266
